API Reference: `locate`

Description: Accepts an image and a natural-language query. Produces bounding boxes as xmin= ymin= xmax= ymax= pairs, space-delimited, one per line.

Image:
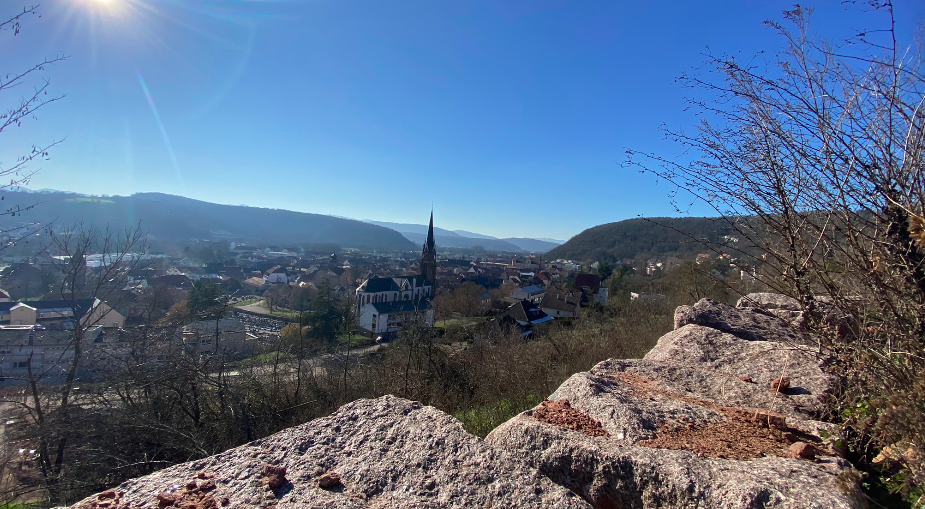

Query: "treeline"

xmin=546 ymin=217 xmax=734 ymax=264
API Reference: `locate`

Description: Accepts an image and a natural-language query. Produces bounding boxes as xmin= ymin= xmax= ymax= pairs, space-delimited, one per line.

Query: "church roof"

xmin=358 ymin=275 xmax=430 ymax=293
xmin=371 ymin=298 xmax=432 ymax=315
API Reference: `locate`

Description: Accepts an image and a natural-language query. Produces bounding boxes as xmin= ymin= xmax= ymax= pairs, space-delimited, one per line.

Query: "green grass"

xmin=433 ymin=316 xmax=486 ymax=330
xmin=234 ymin=351 xmax=295 ymax=367
xmin=336 ymin=332 xmax=377 ymax=348
xmin=454 ymin=395 xmax=541 ymax=437
xmin=234 ymin=298 xmax=260 ymax=307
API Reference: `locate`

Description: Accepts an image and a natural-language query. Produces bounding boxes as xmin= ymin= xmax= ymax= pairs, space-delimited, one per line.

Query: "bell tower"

xmin=420 ymin=211 xmax=437 ymax=284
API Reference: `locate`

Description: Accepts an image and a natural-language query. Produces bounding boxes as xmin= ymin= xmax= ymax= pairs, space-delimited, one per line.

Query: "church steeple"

xmin=421 ymin=210 xmax=437 ymax=283
xmin=425 ymin=211 xmax=435 ymax=251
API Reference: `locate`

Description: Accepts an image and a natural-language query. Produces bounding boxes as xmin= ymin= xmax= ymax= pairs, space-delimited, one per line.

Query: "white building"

xmin=354 ymin=213 xmax=438 ymax=335
xmin=265 ymin=266 xmax=289 ymax=284
xmin=355 ymin=275 xmax=434 ymax=335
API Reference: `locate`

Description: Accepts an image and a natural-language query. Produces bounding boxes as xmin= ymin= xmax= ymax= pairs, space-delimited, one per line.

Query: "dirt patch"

xmin=76 ymin=471 xmax=224 ymax=509
xmin=637 ymin=413 xmax=799 ymax=460
xmin=614 ymin=371 xmax=821 ymax=460
xmin=531 ymin=399 xmax=609 ymax=437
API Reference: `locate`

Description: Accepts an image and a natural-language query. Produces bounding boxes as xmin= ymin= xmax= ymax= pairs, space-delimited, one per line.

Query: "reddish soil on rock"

xmin=75 ymin=472 xmax=222 ymax=509
xmin=531 ymin=399 xmax=609 ymax=437
xmin=614 ymin=371 xmax=822 ymax=461
xmin=636 ymin=413 xmax=800 ymax=460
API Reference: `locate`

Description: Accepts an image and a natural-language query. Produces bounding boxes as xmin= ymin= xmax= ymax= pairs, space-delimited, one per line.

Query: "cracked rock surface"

xmin=486 ymin=300 xmax=865 ymax=509
xmin=67 ymin=396 xmax=589 ymax=509
xmin=68 ymin=297 xmax=865 ymax=509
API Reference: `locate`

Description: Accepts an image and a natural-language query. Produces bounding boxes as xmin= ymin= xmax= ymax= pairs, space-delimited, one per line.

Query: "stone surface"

xmin=674 ymin=298 xmax=816 ymax=345
xmin=644 ymin=325 xmax=835 ymax=418
xmin=68 ymin=296 xmax=863 ymax=509
xmin=736 ymin=293 xmax=803 ymax=312
xmin=487 ymin=306 xmax=864 ymax=509
xmin=69 ymin=396 xmax=590 ymax=509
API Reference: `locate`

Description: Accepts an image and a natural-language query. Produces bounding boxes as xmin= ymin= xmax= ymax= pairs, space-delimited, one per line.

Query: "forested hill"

xmin=546 ymin=217 xmax=734 ymax=263
xmin=0 ymin=191 xmax=415 ymax=250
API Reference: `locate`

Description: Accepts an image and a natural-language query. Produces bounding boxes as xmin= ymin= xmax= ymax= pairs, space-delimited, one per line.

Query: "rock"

xmin=68 ymin=396 xmax=589 ymax=509
xmin=487 ymin=304 xmax=863 ymax=509
xmin=644 ymin=325 xmax=834 ymax=417
xmin=737 ymin=292 xmax=803 ymax=311
xmin=674 ymin=298 xmax=816 ymax=345
xmin=789 ymin=442 xmax=817 ymax=460
xmin=262 ymin=464 xmax=287 ymax=490
xmin=772 ymin=377 xmax=791 ymax=393
xmin=317 ymin=472 xmax=341 ymax=490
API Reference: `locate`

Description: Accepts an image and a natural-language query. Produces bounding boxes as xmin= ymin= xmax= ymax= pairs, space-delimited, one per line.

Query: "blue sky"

xmin=3 ymin=0 xmax=923 ymax=240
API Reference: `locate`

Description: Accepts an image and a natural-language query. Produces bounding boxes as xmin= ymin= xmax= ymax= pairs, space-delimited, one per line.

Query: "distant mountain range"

xmin=0 ymin=191 xmax=414 ymax=251
xmin=364 ymin=220 xmax=563 ymax=253
xmin=547 ymin=217 xmax=734 ymax=262
xmin=0 ymin=190 xmax=566 ymax=253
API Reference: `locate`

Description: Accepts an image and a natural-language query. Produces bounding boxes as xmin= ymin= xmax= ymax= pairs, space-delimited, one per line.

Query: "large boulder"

xmin=68 ymin=396 xmax=590 ymax=509
xmin=674 ymin=298 xmax=816 ymax=345
xmin=645 ymin=325 xmax=835 ymax=418
xmin=487 ymin=305 xmax=864 ymax=509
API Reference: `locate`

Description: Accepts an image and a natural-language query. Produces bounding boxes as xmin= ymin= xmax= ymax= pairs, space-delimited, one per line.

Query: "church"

xmin=355 ymin=212 xmax=437 ymax=335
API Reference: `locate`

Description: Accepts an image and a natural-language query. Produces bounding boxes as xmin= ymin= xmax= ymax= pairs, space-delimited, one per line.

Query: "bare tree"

xmin=626 ymin=4 xmax=925 ymax=496
xmin=0 ymin=4 xmax=67 ymax=248
xmin=6 ymin=223 xmax=148 ymax=502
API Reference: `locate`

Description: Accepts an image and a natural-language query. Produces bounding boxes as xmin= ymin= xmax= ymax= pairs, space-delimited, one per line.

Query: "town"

xmin=0 ymin=213 xmax=633 ymax=384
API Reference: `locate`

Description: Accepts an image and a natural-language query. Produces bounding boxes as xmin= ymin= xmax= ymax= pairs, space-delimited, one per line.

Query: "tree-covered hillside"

xmin=0 ymin=191 xmax=414 ymax=250
xmin=547 ymin=217 xmax=733 ymax=263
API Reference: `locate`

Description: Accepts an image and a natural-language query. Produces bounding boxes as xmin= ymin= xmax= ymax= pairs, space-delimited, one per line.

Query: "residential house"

xmin=181 ymin=318 xmax=252 ymax=357
xmin=573 ymin=273 xmax=609 ymax=305
xmin=0 ymin=326 xmax=107 ymax=383
xmin=0 ymin=299 xmax=126 ymax=328
xmin=510 ymin=285 xmax=546 ymax=303
xmin=540 ymin=289 xmax=582 ymax=319
xmin=496 ymin=300 xmax=553 ymax=337
xmin=147 ymin=274 xmax=194 ymax=291
xmin=265 ymin=266 xmax=289 ymax=284
xmin=242 ymin=277 xmax=270 ymax=295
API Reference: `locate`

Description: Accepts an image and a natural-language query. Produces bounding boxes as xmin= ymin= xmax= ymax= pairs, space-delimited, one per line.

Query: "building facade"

xmin=355 ymin=212 xmax=437 ymax=335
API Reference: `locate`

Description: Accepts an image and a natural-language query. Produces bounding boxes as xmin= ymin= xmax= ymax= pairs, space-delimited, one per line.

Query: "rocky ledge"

xmin=68 ymin=296 xmax=866 ymax=509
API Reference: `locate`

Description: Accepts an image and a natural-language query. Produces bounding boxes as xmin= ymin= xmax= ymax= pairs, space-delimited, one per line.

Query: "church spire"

xmin=425 ymin=210 xmax=435 ymax=252
xmin=421 ymin=210 xmax=437 ymax=284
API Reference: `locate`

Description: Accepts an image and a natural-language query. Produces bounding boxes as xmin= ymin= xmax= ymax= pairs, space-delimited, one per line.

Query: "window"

xmin=13 ymin=361 xmax=29 ymax=369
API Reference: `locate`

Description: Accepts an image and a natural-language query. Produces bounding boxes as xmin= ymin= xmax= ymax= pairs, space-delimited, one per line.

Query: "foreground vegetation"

xmin=0 ymin=263 xmax=729 ymax=507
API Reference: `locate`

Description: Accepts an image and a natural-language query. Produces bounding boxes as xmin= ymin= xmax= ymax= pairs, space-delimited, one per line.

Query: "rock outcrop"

xmin=487 ymin=299 xmax=864 ymax=509
xmin=67 ymin=396 xmax=590 ymax=509
xmin=68 ymin=297 xmax=865 ymax=509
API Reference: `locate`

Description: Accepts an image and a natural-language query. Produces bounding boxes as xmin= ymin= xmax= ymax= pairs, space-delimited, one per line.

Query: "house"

xmin=510 ymin=285 xmax=546 ymax=303
xmin=242 ymin=277 xmax=270 ymax=294
xmin=496 ymin=300 xmax=553 ymax=337
xmin=540 ymin=289 xmax=582 ymax=319
xmin=0 ymin=326 xmax=107 ymax=383
xmin=265 ymin=266 xmax=289 ymax=284
xmin=147 ymin=274 xmax=194 ymax=291
xmin=0 ymin=299 xmax=126 ymax=328
xmin=573 ymin=273 xmax=608 ymax=305
xmin=181 ymin=318 xmax=251 ymax=357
